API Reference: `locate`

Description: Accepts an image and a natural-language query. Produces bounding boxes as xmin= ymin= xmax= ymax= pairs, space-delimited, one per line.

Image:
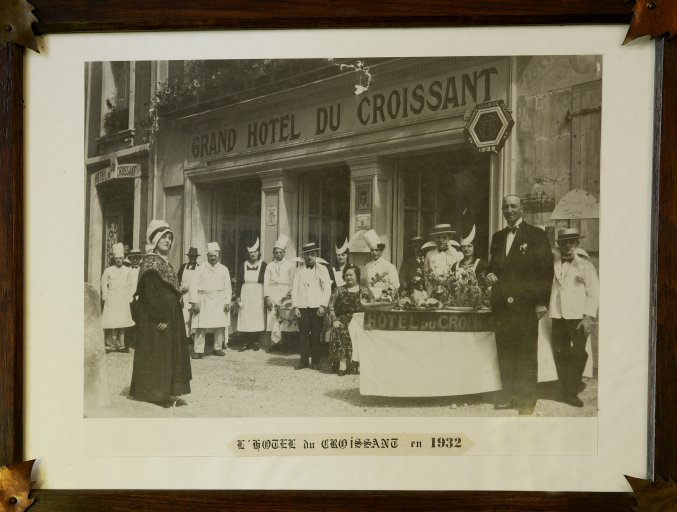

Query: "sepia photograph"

xmin=83 ymin=55 xmax=602 ymax=419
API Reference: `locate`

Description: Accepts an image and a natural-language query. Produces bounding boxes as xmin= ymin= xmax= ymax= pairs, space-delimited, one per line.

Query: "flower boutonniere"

xmin=519 ymin=243 xmax=528 ymax=254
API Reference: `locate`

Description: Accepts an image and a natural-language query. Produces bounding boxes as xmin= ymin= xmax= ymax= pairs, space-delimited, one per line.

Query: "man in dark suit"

xmin=486 ymin=195 xmax=553 ymax=415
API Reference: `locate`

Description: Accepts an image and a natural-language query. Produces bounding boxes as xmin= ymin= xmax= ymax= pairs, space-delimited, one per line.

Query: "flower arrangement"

xmin=423 ymin=265 xmax=488 ymax=309
xmin=369 ymin=272 xmax=398 ymax=302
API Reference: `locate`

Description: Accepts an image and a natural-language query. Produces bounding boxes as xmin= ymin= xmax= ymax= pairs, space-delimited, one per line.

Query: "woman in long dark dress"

xmin=129 ymin=220 xmax=192 ymax=407
xmin=328 ymin=265 xmax=374 ymax=376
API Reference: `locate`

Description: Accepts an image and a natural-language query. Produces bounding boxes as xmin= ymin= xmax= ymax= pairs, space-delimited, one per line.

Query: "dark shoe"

xmin=559 ymin=394 xmax=584 ymax=408
xmin=252 ymin=344 xmax=260 ymax=351
xmin=337 ymin=370 xmax=346 ymax=377
xmin=295 ymin=362 xmax=309 ymax=370
xmin=118 ymin=347 xmax=130 ymax=353
xmin=517 ymin=400 xmax=536 ymax=416
xmin=518 ymin=404 xmax=536 ymax=416
xmin=191 ymin=353 xmax=203 ymax=359
xmin=238 ymin=345 xmax=249 ymax=352
xmin=173 ymin=398 xmax=187 ymax=407
xmin=310 ymin=362 xmax=320 ymax=370
xmin=213 ymin=350 xmax=226 ymax=357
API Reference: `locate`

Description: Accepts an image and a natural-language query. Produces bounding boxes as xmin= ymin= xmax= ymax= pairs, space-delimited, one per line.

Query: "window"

xmin=400 ymin=149 xmax=491 ymax=258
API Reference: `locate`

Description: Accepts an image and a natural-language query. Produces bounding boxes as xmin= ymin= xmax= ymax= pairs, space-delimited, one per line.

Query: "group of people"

xmin=100 ymin=193 xmax=599 ymax=412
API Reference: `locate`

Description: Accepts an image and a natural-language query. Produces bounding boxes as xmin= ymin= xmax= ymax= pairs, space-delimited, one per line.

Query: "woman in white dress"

xmin=236 ymin=237 xmax=267 ymax=351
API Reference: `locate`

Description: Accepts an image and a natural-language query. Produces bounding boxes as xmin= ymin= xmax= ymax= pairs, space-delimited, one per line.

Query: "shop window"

xmin=400 ymin=150 xmax=491 ymax=259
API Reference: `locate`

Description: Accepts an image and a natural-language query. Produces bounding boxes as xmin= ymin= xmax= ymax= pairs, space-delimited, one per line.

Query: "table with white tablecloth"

xmin=348 ymin=312 xmax=592 ymax=397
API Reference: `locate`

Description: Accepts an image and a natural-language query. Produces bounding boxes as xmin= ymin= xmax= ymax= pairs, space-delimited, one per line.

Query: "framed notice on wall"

xmin=3 ymin=1 xmax=676 ymax=510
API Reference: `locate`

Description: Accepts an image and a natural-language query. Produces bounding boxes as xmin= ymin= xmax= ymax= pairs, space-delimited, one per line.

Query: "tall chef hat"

xmin=335 ymin=238 xmax=349 ymax=255
xmin=112 ymin=242 xmax=125 ymax=258
xmin=363 ymin=229 xmax=385 ymax=250
xmin=274 ymin=234 xmax=290 ymax=251
xmin=206 ymin=241 xmax=221 ymax=253
xmin=460 ymin=225 xmax=476 ymax=246
xmin=146 ymin=219 xmax=173 ymax=248
xmin=246 ymin=237 xmax=260 ymax=253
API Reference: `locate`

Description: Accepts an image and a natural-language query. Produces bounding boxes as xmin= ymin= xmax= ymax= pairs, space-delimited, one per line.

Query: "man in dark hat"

xmin=549 ymin=228 xmax=599 ymax=408
xmin=486 ymin=194 xmax=554 ymax=415
xmin=291 ymin=242 xmax=332 ymax=370
xmin=178 ymin=247 xmax=200 ymax=343
xmin=398 ymin=236 xmax=426 ymax=294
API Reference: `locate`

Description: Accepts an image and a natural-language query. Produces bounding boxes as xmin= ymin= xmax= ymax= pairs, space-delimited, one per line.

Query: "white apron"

xmin=192 ymin=289 xmax=229 ymax=329
xmin=238 ymin=262 xmax=265 ymax=332
xmin=101 ymin=266 xmax=134 ymax=329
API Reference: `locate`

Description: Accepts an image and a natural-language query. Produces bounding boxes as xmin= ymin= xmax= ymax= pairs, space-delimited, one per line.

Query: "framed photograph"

xmin=356 ymin=183 xmax=372 ymax=213
xmin=2 ymin=2 xmax=675 ymax=510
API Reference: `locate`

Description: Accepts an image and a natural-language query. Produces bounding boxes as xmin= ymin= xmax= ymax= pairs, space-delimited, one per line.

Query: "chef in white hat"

xmin=235 ymin=237 xmax=267 ymax=351
xmin=100 ymin=242 xmax=135 ymax=353
xmin=263 ymin=234 xmax=298 ymax=351
xmin=188 ymin=242 xmax=232 ymax=359
xmin=363 ymin=229 xmax=400 ymax=301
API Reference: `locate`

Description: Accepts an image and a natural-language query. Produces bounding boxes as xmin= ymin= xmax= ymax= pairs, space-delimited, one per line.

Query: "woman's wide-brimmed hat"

xmin=557 ymin=228 xmax=585 ymax=241
xmin=146 ymin=219 xmax=173 ymax=248
xmin=430 ymin=223 xmax=456 ymax=237
xmin=363 ymin=229 xmax=385 ymax=250
xmin=301 ymin=242 xmax=321 ymax=254
xmin=186 ymin=247 xmax=200 ymax=257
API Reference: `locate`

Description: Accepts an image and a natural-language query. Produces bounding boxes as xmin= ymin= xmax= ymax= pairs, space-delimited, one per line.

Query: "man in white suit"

xmin=549 ymin=228 xmax=599 ymax=407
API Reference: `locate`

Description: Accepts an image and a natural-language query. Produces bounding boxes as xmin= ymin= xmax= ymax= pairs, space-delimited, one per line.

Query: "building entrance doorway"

xmin=399 ymin=148 xmax=491 ymax=260
xmin=299 ymin=167 xmax=350 ymax=265
xmin=214 ymin=179 xmax=262 ymax=279
xmin=99 ymin=179 xmax=134 ymax=268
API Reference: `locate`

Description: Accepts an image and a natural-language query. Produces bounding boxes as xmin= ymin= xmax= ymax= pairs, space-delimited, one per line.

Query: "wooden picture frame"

xmin=1 ymin=1 xmax=673 ymax=510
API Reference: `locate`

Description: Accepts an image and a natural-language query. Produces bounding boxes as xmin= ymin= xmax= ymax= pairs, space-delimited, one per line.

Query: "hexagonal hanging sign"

xmin=464 ymin=100 xmax=515 ymax=153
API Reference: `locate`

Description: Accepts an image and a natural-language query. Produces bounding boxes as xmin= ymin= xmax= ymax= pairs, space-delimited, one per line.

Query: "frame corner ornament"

xmin=626 ymin=474 xmax=677 ymax=511
xmin=0 ymin=459 xmax=36 ymax=511
xmin=625 ymin=0 xmax=677 ymax=44
xmin=0 ymin=0 xmax=38 ymax=53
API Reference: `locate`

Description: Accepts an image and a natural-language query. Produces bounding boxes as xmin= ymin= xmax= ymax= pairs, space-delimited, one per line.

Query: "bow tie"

xmin=508 ymin=225 xmax=518 ymax=234
xmin=247 ymin=265 xmax=257 ymax=271
xmin=306 ymin=264 xmax=315 ymax=269
xmin=561 ymin=255 xmax=574 ymax=263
